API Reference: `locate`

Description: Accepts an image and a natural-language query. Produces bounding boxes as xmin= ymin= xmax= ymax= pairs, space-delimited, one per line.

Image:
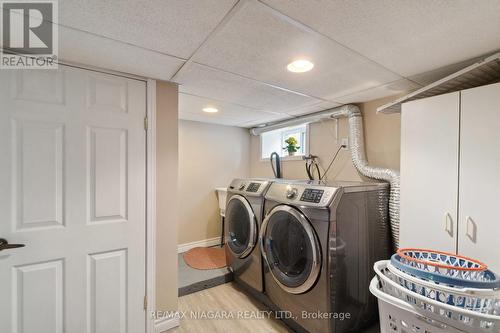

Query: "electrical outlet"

xmin=341 ymin=138 xmax=349 ymax=149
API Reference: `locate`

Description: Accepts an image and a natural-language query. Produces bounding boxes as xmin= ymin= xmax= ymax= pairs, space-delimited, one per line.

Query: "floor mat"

xmin=183 ymin=246 xmax=227 ymax=270
xmin=178 ymin=251 xmax=232 ymax=297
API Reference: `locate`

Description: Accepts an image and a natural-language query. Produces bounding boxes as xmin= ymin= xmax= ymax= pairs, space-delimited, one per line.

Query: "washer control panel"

xmin=300 ymin=189 xmax=324 ymax=203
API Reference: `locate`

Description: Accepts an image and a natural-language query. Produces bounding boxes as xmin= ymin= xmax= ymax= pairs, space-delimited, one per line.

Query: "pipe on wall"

xmin=250 ymin=104 xmax=400 ymax=248
xmin=249 ymin=108 xmax=348 ymax=135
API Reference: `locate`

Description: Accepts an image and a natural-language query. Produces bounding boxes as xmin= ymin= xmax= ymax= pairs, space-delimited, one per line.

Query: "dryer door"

xmin=260 ymin=205 xmax=321 ymax=294
xmin=225 ymin=195 xmax=258 ymax=258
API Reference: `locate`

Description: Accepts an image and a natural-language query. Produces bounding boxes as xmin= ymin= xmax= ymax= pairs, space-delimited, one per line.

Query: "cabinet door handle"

xmin=466 ymin=216 xmax=477 ymax=242
xmin=443 ymin=212 xmax=453 ymax=236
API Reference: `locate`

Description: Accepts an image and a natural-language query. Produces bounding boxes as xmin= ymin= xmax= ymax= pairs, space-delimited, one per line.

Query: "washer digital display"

xmin=246 ymin=182 xmax=261 ymax=192
xmin=300 ymin=189 xmax=324 ymax=203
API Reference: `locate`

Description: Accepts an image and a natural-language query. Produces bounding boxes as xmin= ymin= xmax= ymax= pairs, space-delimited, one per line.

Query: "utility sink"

xmin=215 ymin=187 xmax=227 ymax=216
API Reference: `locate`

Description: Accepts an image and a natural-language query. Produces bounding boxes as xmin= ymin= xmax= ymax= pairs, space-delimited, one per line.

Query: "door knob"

xmin=0 ymin=238 xmax=25 ymax=251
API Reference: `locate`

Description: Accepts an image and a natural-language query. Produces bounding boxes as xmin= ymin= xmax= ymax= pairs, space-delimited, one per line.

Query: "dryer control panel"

xmin=265 ymin=182 xmax=338 ymax=207
xmin=265 ymin=180 xmax=388 ymax=207
xmin=246 ymin=182 xmax=262 ymax=193
xmin=228 ymin=179 xmax=271 ymax=196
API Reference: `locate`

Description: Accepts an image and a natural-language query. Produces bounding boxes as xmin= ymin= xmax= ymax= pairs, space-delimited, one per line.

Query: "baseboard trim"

xmin=177 ymin=236 xmax=222 ymax=253
xmin=155 ymin=317 xmax=180 ymax=333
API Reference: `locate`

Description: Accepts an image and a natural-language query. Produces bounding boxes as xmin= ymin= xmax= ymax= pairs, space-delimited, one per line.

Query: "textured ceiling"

xmin=28 ymin=0 xmax=500 ymax=126
xmin=58 ymin=0 xmax=238 ymax=59
xmin=261 ymin=0 xmax=500 ymax=76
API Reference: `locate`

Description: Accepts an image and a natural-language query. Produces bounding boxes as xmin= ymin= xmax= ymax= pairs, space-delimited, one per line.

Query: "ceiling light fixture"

xmin=202 ymin=107 xmax=218 ymax=113
xmin=287 ymin=59 xmax=314 ymax=73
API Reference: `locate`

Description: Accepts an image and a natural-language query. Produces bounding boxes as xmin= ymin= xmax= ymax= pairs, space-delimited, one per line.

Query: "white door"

xmin=0 ymin=66 xmax=147 ymax=333
xmin=400 ymin=92 xmax=460 ymax=252
xmin=459 ymin=82 xmax=500 ymax=273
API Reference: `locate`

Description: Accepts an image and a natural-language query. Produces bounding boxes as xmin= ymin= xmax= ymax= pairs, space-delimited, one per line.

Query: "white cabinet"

xmin=400 ymin=82 xmax=500 ymax=273
xmin=459 ymin=83 xmax=500 ymax=273
xmin=400 ymin=92 xmax=460 ymax=253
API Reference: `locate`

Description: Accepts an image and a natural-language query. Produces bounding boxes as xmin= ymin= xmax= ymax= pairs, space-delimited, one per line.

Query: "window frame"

xmin=259 ymin=123 xmax=310 ymax=162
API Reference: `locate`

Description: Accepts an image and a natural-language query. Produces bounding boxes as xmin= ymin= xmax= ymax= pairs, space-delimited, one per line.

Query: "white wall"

xmin=178 ymin=120 xmax=251 ymax=245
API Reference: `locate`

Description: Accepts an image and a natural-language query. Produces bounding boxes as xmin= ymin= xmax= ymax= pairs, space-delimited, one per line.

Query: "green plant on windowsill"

xmin=283 ymin=137 xmax=300 ymax=156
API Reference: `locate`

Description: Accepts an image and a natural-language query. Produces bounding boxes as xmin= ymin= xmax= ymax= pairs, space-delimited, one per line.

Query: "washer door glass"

xmin=261 ymin=206 xmax=321 ymax=294
xmin=226 ymin=195 xmax=257 ymax=258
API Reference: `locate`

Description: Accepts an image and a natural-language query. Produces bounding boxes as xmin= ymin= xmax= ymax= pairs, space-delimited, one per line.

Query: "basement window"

xmin=260 ymin=124 xmax=309 ymax=160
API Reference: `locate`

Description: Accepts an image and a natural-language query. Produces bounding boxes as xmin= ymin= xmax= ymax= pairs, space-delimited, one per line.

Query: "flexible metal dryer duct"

xmin=328 ymin=105 xmax=400 ymax=248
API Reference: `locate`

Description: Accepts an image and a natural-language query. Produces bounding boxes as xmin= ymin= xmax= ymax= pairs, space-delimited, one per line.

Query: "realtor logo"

xmin=1 ymin=0 xmax=58 ymax=68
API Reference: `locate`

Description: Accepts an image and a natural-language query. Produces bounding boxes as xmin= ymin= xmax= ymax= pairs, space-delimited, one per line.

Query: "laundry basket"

xmin=370 ymin=277 xmax=465 ymax=333
xmin=372 ymin=260 xmax=500 ymax=333
xmin=386 ymin=261 xmax=500 ymax=314
xmin=392 ymin=249 xmax=499 ymax=288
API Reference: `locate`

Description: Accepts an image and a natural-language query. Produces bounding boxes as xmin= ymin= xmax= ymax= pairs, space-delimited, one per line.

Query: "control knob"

xmin=239 ymin=184 xmax=246 ymax=191
xmin=286 ymin=187 xmax=298 ymax=199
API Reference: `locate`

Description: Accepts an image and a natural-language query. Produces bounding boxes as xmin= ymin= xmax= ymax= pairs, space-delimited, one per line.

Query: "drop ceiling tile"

xmin=261 ymin=0 xmax=500 ymax=77
xmin=180 ymin=112 xmax=246 ymax=127
xmin=285 ymin=101 xmax=341 ymax=116
xmin=240 ymin=115 xmax=294 ymax=128
xmin=58 ymin=0 xmax=237 ymax=59
xmin=181 ymin=110 xmax=290 ymax=127
xmin=174 ymin=63 xmax=322 ymax=113
xmin=250 ymin=112 xmax=292 ymax=123
xmin=179 ymin=93 xmax=289 ymax=126
xmin=334 ymin=79 xmax=421 ymax=104
xmin=59 ymin=26 xmax=184 ymax=80
xmin=192 ymin=0 xmax=400 ymax=101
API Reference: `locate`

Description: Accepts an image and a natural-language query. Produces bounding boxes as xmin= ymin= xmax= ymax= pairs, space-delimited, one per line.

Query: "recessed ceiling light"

xmin=202 ymin=107 xmax=218 ymax=113
xmin=287 ymin=59 xmax=314 ymax=73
